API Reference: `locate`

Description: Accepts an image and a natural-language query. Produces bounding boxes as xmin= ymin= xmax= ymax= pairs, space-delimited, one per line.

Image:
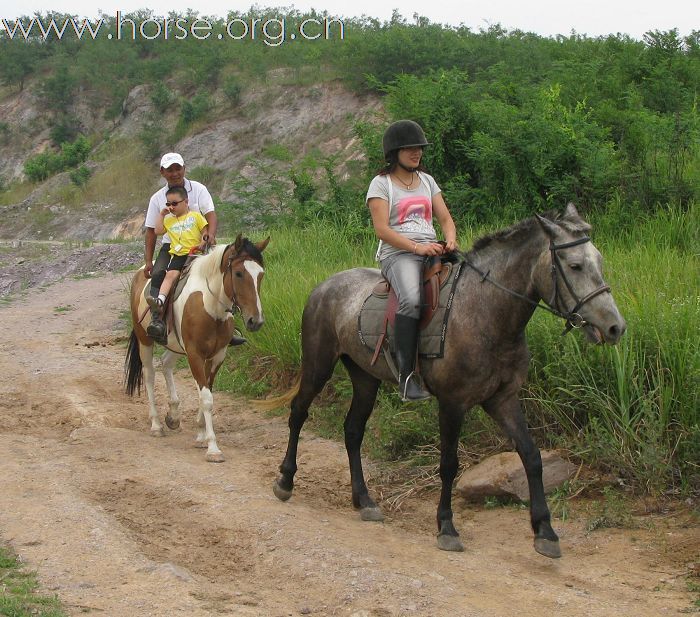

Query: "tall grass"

xmin=224 ymin=204 xmax=699 ymax=494
xmin=247 ymin=221 xmax=376 ymax=367
xmin=527 ymin=204 xmax=699 ymax=494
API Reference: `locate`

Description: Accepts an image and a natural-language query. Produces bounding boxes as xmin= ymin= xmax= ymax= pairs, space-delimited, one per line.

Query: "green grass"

xmin=585 ymin=486 xmax=636 ymax=532
xmin=217 ymin=204 xmax=699 ymax=495
xmin=0 ymin=545 xmax=67 ymax=617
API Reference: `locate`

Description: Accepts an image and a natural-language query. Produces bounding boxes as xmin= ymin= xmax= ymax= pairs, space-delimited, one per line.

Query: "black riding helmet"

xmin=382 ymin=120 xmax=430 ymax=158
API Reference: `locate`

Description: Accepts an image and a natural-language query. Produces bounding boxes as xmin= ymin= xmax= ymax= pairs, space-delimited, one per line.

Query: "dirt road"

xmin=0 ymin=273 xmax=695 ymax=616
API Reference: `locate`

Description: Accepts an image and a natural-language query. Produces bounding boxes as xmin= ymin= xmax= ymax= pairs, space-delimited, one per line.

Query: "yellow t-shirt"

xmin=163 ymin=211 xmax=208 ymax=256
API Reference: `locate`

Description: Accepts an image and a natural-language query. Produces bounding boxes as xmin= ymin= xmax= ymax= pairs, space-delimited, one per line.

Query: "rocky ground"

xmin=0 ymin=240 xmax=142 ymax=297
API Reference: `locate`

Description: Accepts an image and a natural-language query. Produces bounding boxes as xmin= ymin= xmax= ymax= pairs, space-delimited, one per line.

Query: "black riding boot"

xmin=394 ymin=314 xmax=431 ymax=401
xmin=146 ymin=297 xmax=168 ymax=345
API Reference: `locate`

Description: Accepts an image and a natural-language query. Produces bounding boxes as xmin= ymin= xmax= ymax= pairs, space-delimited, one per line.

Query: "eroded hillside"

xmin=0 ymin=71 xmax=380 ymax=241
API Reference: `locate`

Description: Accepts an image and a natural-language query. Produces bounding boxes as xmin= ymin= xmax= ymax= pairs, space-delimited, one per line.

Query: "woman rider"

xmin=366 ymin=120 xmax=458 ymax=401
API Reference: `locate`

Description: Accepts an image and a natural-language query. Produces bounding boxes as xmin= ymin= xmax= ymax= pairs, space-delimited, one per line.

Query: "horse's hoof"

xmin=437 ymin=534 xmax=465 ymax=552
xmin=164 ymin=414 xmax=180 ymax=430
xmin=360 ymin=507 xmax=384 ymax=522
xmin=205 ymin=451 xmax=225 ymax=463
xmin=150 ymin=427 xmax=165 ymax=437
xmin=534 ymin=537 xmax=562 ymax=559
xmin=273 ymin=480 xmax=293 ymax=502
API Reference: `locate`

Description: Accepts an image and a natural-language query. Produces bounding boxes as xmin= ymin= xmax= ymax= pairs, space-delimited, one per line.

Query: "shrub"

xmin=179 ymin=92 xmax=211 ymax=125
xmin=69 ymin=165 xmax=92 ymax=186
xmin=150 ymin=81 xmax=173 ymax=113
xmin=223 ymin=75 xmax=243 ymax=107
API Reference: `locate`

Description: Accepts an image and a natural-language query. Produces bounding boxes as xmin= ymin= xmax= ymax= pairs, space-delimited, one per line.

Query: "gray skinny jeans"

xmin=380 ymin=251 xmax=425 ymax=319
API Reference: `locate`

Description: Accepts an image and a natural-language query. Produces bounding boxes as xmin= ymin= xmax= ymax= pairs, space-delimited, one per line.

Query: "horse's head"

xmin=221 ymin=234 xmax=270 ymax=332
xmin=534 ymin=203 xmax=626 ymax=344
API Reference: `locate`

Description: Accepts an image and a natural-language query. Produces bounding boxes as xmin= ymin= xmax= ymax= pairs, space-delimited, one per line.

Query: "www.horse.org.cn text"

xmin=1 ymin=13 xmax=346 ymax=46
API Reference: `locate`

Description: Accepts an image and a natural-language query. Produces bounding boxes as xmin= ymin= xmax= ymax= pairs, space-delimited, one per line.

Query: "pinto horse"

xmin=125 ymin=235 xmax=269 ymax=462
xmin=263 ymin=204 xmax=625 ymax=557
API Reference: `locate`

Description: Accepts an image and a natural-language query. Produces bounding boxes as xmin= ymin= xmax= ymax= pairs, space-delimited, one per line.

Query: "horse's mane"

xmin=194 ymin=239 xmax=264 ymax=281
xmin=237 ymin=238 xmax=265 ymax=266
xmin=470 ymin=207 xmax=591 ymax=255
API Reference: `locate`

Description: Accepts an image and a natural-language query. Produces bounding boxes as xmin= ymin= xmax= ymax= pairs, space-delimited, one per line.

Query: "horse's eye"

xmin=569 ymin=263 xmax=582 ymax=271
xmin=235 ymin=271 xmax=244 ymax=278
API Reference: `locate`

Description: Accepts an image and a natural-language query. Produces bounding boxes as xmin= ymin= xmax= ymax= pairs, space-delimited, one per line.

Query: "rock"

xmin=455 ymin=450 xmax=578 ymax=502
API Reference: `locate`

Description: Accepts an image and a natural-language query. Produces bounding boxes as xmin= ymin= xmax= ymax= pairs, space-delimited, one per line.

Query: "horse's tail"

xmin=124 ymin=329 xmax=143 ymax=396
xmin=249 ymin=378 xmax=301 ymax=412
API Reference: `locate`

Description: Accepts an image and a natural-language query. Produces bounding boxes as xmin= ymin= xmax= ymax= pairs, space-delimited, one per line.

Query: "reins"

xmin=458 ymin=234 xmax=611 ymax=335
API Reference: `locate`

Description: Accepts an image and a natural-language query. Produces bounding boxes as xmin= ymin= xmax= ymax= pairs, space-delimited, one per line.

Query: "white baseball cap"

xmin=160 ymin=152 xmax=184 ymax=169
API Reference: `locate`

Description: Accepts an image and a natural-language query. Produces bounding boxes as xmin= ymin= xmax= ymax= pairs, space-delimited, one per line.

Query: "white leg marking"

xmin=139 ymin=344 xmax=163 ymax=437
xmin=161 ymin=350 xmax=181 ymax=429
xmin=199 ymin=387 xmax=224 ymax=462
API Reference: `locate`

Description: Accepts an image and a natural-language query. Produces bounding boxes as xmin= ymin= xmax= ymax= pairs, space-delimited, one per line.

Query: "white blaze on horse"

xmin=125 ymin=235 xmax=269 ymax=462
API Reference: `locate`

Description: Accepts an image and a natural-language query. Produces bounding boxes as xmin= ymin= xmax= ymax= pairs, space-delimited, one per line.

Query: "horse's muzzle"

xmin=245 ymin=316 xmax=264 ymax=332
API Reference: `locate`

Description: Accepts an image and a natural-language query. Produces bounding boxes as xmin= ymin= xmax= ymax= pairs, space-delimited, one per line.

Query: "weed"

xmin=585 ymin=486 xmax=635 ymax=532
xmin=0 ymin=545 xmax=68 ymax=617
xmin=686 ymin=579 xmax=700 ymax=610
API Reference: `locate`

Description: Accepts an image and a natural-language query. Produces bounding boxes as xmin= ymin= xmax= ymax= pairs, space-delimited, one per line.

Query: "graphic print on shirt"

xmin=396 ymin=195 xmax=433 ymax=234
xmin=168 ymin=217 xmax=199 ymax=235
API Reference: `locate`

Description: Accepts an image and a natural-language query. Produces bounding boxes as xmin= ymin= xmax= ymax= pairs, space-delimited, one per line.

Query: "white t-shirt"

xmin=366 ymin=172 xmax=441 ymax=260
xmin=145 ymin=178 xmax=215 ymax=245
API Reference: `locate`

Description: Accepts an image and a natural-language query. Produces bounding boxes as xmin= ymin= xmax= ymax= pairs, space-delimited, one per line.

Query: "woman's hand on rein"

xmin=414 ymin=242 xmax=445 ymax=257
xmin=444 ymin=239 xmax=458 ymax=252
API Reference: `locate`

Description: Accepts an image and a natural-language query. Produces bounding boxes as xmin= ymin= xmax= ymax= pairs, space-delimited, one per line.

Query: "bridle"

xmin=205 ymin=245 xmax=248 ymax=315
xmin=461 ymin=235 xmax=611 ymax=335
xmin=546 ymin=236 xmax=611 ymax=333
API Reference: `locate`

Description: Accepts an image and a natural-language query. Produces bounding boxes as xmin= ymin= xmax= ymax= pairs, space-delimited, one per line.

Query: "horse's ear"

xmin=256 ymin=236 xmax=270 ymax=252
xmin=233 ymin=233 xmax=243 ymax=251
xmin=535 ymin=213 xmax=557 ymax=238
xmin=564 ymin=202 xmax=580 ymax=219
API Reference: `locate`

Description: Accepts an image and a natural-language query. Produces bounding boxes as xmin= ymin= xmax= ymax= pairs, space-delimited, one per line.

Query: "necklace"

xmin=393 ymin=171 xmax=415 ymax=189
xmin=170 ymin=211 xmax=187 ymax=253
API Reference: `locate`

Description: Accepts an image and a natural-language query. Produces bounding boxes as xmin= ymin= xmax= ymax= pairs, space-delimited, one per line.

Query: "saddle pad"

xmin=358 ymin=262 xmax=463 ymax=359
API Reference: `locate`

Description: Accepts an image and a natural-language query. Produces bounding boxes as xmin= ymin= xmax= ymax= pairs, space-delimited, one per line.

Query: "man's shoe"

xmin=229 ymin=328 xmax=247 ymax=346
xmin=147 ymin=318 xmax=168 ymax=343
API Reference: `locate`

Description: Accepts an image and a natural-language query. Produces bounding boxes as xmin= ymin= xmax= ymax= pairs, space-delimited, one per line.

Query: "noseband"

xmin=546 ymin=236 xmax=611 ymax=333
xmin=462 ymin=236 xmax=611 ymax=335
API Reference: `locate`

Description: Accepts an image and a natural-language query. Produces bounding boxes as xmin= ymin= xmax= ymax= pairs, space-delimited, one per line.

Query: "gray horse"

xmin=266 ymin=204 xmax=626 ymax=558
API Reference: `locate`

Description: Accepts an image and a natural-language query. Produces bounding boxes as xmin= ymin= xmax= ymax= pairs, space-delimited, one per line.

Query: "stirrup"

xmin=147 ymin=319 xmax=168 ymax=345
xmin=399 ymin=372 xmax=431 ymax=402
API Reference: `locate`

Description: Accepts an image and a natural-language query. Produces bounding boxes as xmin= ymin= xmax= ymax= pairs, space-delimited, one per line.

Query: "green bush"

xmin=223 ymin=75 xmax=243 ymax=107
xmin=23 ymin=136 xmax=91 ymax=182
xmin=24 ymin=151 xmax=62 ymax=182
xmin=179 ymin=92 xmax=211 ymax=125
xmin=69 ymin=165 xmax=91 ymax=187
xmin=150 ymin=81 xmax=173 ymax=113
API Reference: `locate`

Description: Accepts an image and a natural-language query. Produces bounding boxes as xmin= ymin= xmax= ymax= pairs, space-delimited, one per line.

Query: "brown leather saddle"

xmin=370 ymin=255 xmax=453 ymax=366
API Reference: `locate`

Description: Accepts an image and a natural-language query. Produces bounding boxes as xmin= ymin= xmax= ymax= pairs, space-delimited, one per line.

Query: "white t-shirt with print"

xmin=366 ymin=172 xmax=441 ymax=260
xmin=145 ymin=178 xmax=215 ymax=245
